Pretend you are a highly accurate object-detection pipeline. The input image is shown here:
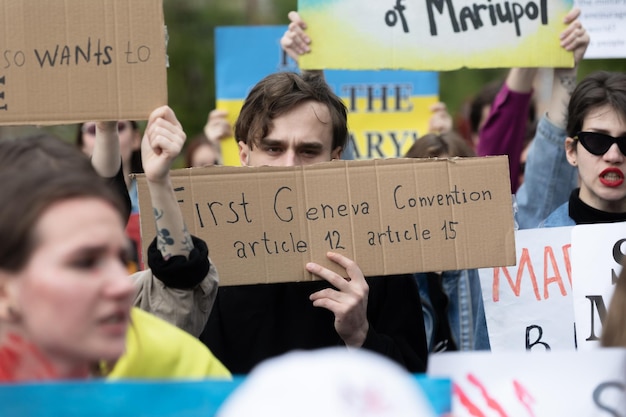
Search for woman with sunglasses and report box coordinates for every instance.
[534,71,626,227]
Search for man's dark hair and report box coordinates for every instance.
[235,72,348,151]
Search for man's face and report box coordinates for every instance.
[238,100,342,167]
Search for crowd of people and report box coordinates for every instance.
[1,5,625,415]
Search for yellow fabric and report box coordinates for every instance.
[107,308,231,379]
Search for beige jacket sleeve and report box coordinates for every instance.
[130,260,219,337]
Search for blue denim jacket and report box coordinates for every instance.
[541,201,574,227]
[415,269,490,351]
[515,115,578,229]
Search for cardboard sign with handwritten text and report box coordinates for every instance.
[0,0,167,125]
[298,0,574,70]
[137,157,515,286]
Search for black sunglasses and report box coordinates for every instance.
[81,121,131,136]
[575,131,626,156]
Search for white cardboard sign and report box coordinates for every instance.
[572,222,626,350]
[479,227,576,351]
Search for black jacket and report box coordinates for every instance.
[201,274,428,374]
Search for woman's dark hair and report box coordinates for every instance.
[404,132,476,159]
[0,134,125,271]
[235,72,348,152]
[566,71,626,138]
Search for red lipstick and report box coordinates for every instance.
[599,167,624,187]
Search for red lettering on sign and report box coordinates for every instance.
[493,244,572,302]
[543,246,568,299]
[493,248,540,301]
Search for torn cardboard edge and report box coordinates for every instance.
[136,156,516,286]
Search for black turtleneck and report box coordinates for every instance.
[568,189,626,225]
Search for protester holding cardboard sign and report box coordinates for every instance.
[0,130,229,381]
[201,71,429,374]
[282,11,489,354]
[279,11,509,355]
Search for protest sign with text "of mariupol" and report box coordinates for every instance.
[0,0,167,125]
[298,0,574,70]
[137,157,515,286]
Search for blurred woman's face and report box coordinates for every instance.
[566,104,626,213]
[81,121,140,165]
[191,143,220,167]
[2,197,135,374]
